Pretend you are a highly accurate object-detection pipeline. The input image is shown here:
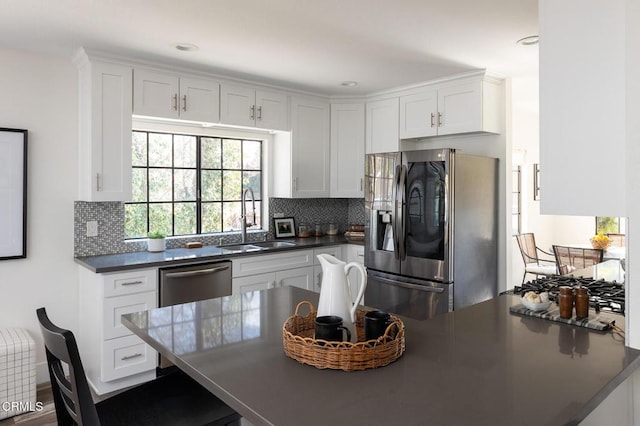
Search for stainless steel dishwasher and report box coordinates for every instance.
[158,260,232,368]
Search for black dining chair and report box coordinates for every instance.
[36,307,241,426]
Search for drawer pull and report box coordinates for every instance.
[164,265,229,279]
[121,280,143,286]
[121,353,143,361]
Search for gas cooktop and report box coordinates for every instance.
[509,275,625,315]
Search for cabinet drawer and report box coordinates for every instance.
[103,292,157,340]
[103,268,157,297]
[232,250,313,277]
[313,246,343,262]
[101,334,157,382]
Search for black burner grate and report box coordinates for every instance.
[512,276,625,315]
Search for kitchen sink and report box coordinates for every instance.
[219,240,296,253]
[252,241,296,249]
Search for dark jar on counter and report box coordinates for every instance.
[575,286,589,319]
[558,286,574,319]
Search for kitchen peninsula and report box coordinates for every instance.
[122,287,640,426]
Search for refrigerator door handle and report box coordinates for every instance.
[397,164,407,261]
[393,164,402,260]
[370,274,445,293]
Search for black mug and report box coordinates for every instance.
[365,310,392,341]
[315,315,351,342]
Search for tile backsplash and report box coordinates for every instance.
[74,198,364,257]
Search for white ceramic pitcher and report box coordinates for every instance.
[316,254,367,342]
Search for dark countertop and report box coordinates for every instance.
[122,288,640,426]
[75,235,361,273]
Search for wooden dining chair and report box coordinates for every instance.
[36,307,241,426]
[515,233,559,283]
[552,245,604,275]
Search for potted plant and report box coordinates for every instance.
[147,231,166,252]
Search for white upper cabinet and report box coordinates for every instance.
[539,0,626,216]
[273,96,330,198]
[220,84,288,130]
[399,76,502,140]
[365,97,400,154]
[133,68,220,123]
[330,103,365,197]
[75,51,132,201]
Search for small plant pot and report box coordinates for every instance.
[147,238,166,252]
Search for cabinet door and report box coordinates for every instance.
[399,90,438,139]
[103,291,157,340]
[179,77,220,123]
[255,90,288,130]
[290,97,330,197]
[437,81,482,136]
[79,59,133,201]
[330,103,365,198]
[101,334,157,382]
[276,266,314,290]
[366,98,399,154]
[133,69,180,119]
[220,84,256,127]
[232,273,276,295]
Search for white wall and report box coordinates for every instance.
[510,76,597,287]
[0,47,78,382]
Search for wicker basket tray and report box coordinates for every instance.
[282,301,405,371]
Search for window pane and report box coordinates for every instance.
[243,171,261,199]
[149,168,172,202]
[223,201,241,231]
[174,135,196,168]
[132,168,147,202]
[149,203,172,236]
[202,203,221,233]
[201,137,221,169]
[243,140,261,169]
[149,133,172,167]
[201,170,222,201]
[132,132,147,166]
[174,169,196,201]
[125,204,148,238]
[175,202,196,235]
[222,139,241,169]
[223,170,242,201]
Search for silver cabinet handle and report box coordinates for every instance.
[96,173,100,191]
[250,105,255,120]
[121,280,143,286]
[430,112,435,127]
[257,105,262,120]
[360,178,363,191]
[182,94,187,112]
[164,265,230,278]
[437,112,443,127]
[173,94,178,111]
[121,353,143,361]
[293,177,297,191]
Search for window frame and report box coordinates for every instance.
[125,129,264,239]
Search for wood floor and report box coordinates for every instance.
[0,384,56,426]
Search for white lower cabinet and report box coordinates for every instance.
[346,244,366,304]
[78,267,158,395]
[276,267,314,290]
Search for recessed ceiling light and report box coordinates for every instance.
[175,43,199,52]
[341,81,358,87]
[516,35,539,46]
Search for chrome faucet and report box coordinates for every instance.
[241,187,256,243]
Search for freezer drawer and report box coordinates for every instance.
[365,271,452,320]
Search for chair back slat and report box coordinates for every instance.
[516,233,541,264]
[37,308,101,426]
[552,245,603,275]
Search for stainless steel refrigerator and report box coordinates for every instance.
[364,148,498,320]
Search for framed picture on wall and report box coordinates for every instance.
[274,217,296,238]
[0,128,28,260]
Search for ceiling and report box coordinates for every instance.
[0,0,539,95]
